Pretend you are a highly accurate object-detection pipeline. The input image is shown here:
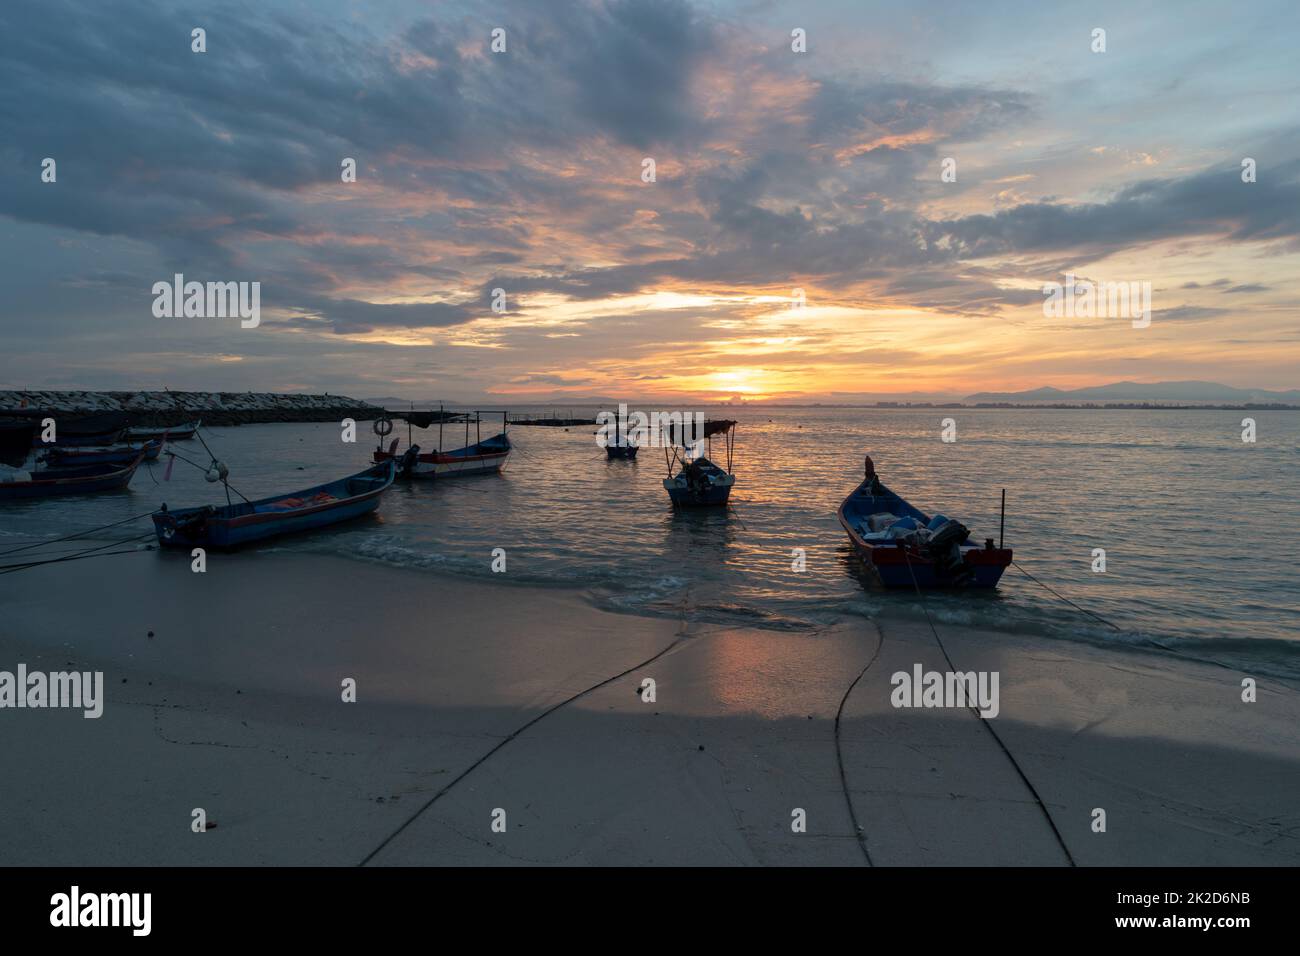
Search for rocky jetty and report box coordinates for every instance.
[0,390,384,427]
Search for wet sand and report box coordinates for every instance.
[1,548,1296,866]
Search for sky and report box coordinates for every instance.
[1,0,1297,403]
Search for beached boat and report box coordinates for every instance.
[838,456,1012,589]
[372,409,511,478]
[662,419,736,507]
[42,439,162,467]
[151,460,396,549]
[125,419,200,441]
[0,453,146,500]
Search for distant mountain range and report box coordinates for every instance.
[964,381,1300,405]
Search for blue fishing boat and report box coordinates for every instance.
[42,439,162,467]
[0,453,146,500]
[661,419,736,507]
[838,456,1011,589]
[152,460,396,549]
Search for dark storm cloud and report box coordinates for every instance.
[283,294,477,334]
[928,161,1300,257]
[2,0,1295,347]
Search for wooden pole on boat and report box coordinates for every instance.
[438,405,444,453]
[1000,488,1006,549]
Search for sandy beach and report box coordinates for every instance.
[1,546,1296,867]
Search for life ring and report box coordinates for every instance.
[373,416,393,437]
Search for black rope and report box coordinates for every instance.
[1012,560,1123,632]
[834,621,883,866]
[900,547,1077,866]
[0,510,155,557]
[164,448,252,504]
[0,532,153,574]
[359,632,691,867]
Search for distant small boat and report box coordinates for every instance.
[371,409,511,478]
[604,404,639,459]
[661,419,736,507]
[838,456,1011,589]
[42,439,162,467]
[152,460,396,549]
[126,419,200,441]
[0,453,146,500]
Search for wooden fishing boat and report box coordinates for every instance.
[662,419,736,507]
[125,419,200,441]
[20,411,133,447]
[0,453,145,500]
[838,456,1011,589]
[0,418,37,467]
[42,439,162,467]
[151,460,396,549]
[371,409,511,478]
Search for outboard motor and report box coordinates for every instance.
[924,519,972,582]
[397,443,421,478]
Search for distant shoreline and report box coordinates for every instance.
[749,402,1300,411]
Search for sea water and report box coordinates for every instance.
[3,407,1296,677]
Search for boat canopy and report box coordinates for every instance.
[661,418,736,447]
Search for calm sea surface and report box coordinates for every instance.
[4,407,1298,677]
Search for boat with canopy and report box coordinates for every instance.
[661,419,736,507]
[372,408,511,478]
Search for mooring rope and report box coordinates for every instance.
[1012,560,1123,632]
[0,532,154,575]
[0,510,155,558]
[358,632,693,867]
[900,547,1077,866]
[833,620,884,866]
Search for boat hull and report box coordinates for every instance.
[152,461,395,549]
[606,445,639,460]
[0,420,37,467]
[0,456,144,499]
[373,433,510,479]
[44,440,161,467]
[837,474,1011,589]
[126,420,199,441]
[664,471,734,507]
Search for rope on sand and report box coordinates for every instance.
[833,620,884,866]
[901,548,1077,867]
[358,631,693,867]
